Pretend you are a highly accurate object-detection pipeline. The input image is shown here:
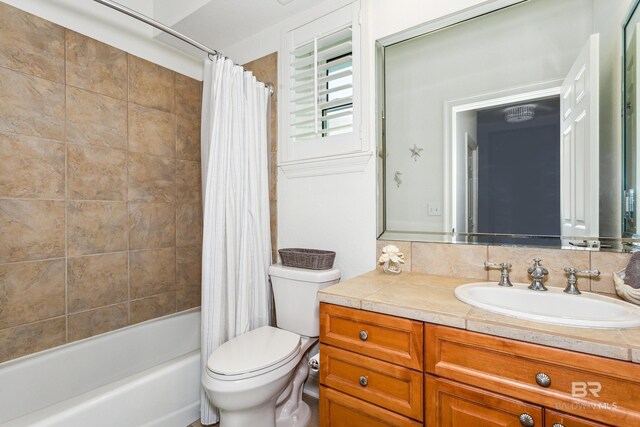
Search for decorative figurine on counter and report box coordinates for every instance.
[378,244,405,274]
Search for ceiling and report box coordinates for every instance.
[155,0,324,56]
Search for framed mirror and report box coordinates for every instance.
[377,0,640,251]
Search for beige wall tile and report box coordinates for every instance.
[67,144,127,201]
[67,201,128,256]
[65,30,127,99]
[67,253,128,313]
[130,248,176,299]
[412,242,487,280]
[176,246,201,311]
[176,114,201,161]
[0,317,65,363]
[176,160,201,202]
[176,74,202,119]
[376,240,412,273]
[487,246,590,288]
[66,86,127,149]
[128,54,175,113]
[0,260,65,328]
[177,288,201,311]
[128,103,176,157]
[177,246,201,289]
[0,67,64,140]
[591,251,632,294]
[177,203,203,247]
[0,3,65,82]
[67,303,128,342]
[0,132,65,199]
[129,202,175,250]
[128,153,175,202]
[0,199,64,263]
[130,292,177,324]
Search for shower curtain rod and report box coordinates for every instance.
[92,0,274,95]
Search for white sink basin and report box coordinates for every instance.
[455,282,640,329]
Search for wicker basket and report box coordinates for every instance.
[279,248,336,270]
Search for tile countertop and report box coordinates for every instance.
[317,270,640,364]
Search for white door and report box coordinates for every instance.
[466,133,478,233]
[560,34,599,238]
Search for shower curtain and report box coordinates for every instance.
[200,56,272,425]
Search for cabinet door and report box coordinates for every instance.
[320,386,422,427]
[544,409,608,427]
[320,303,423,370]
[320,344,423,420]
[426,375,543,427]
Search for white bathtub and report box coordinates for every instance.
[0,308,201,427]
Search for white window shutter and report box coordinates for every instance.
[280,2,365,167]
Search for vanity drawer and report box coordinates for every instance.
[320,344,423,421]
[544,409,609,427]
[319,303,423,370]
[320,386,422,427]
[426,375,543,427]
[425,325,640,426]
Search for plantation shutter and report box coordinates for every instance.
[290,26,353,142]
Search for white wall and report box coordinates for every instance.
[2,0,203,79]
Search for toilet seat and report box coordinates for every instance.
[206,326,301,381]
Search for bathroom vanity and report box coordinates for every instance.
[317,271,640,426]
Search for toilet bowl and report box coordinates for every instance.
[202,264,340,427]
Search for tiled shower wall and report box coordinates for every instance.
[377,240,632,295]
[0,3,203,363]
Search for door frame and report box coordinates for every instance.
[444,83,562,234]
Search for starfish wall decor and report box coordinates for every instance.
[409,144,423,161]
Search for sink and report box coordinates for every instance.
[455,282,640,329]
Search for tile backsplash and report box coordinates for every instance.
[377,240,631,295]
[0,3,202,363]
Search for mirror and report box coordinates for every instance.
[378,0,638,250]
[624,0,640,239]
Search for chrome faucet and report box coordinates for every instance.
[527,258,548,291]
[563,267,600,295]
[484,262,513,287]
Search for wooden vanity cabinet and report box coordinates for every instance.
[319,303,639,427]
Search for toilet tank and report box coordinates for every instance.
[269,264,340,337]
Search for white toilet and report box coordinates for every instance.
[202,264,340,427]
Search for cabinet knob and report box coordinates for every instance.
[359,375,368,387]
[359,330,368,341]
[535,372,551,388]
[519,413,535,427]
[551,424,565,427]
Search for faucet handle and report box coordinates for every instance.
[563,268,600,295]
[484,262,513,287]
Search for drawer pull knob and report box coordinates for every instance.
[519,413,535,427]
[359,376,368,387]
[359,330,368,341]
[551,424,565,427]
[535,372,551,387]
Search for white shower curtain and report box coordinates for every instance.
[200,56,272,425]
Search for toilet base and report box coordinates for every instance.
[276,400,310,427]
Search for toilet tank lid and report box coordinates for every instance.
[207,326,300,376]
[269,264,340,282]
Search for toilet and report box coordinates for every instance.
[202,264,340,427]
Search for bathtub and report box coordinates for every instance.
[0,308,201,427]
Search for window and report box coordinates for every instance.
[280,2,366,170]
